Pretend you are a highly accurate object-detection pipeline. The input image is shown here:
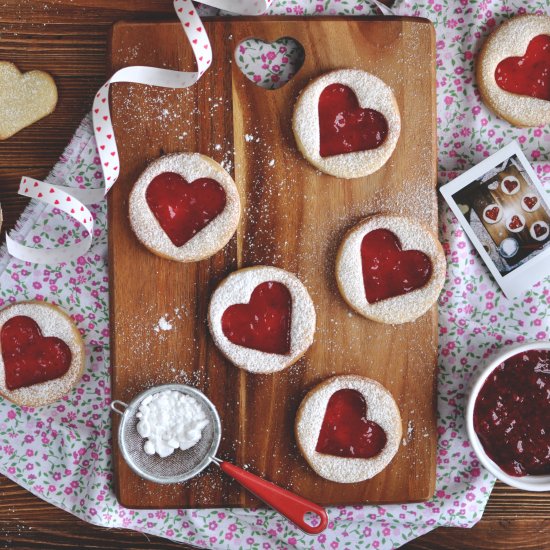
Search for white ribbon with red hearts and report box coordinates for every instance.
[7,0,273,264]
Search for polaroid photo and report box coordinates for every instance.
[440,141,550,298]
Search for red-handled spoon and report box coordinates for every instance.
[215,459,329,534]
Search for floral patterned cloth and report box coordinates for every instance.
[1,1,549,548]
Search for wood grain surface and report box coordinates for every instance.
[109,17,438,509]
[0,1,549,548]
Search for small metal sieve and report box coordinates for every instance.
[111,383,328,534]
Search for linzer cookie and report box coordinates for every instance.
[336,214,446,324]
[292,69,401,178]
[129,153,241,262]
[477,15,550,127]
[295,375,402,483]
[0,301,85,407]
[208,266,316,373]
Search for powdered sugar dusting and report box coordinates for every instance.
[208,266,316,373]
[295,375,402,483]
[292,69,401,178]
[0,301,85,407]
[336,215,446,324]
[129,153,241,262]
[477,15,550,127]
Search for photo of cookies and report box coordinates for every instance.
[449,151,550,275]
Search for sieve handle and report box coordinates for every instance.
[110,400,128,416]
[219,461,328,534]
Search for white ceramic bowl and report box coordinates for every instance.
[466,341,550,492]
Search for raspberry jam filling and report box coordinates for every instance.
[508,215,523,230]
[318,84,388,158]
[316,389,387,459]
[485,206,500,221]
[1,316,72,390]
[145,172,226,247]
[221,281,292,355]
[495,34,550,101]
[503,178,519,193]
[361,229,433,304]
[534,223,548,238]
[523,196,538,210]
[473,349,550,477]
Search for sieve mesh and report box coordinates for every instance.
[116,384,222,484]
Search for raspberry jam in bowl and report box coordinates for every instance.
[466,342,550,491]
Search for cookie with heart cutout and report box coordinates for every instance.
[0,62,58,140]
[208,266,316,374]
[336,214,446,325]
[295,375,402,483]
[129,153,241,262]
[292,69,401,178]
[0,301,85,407]
[477,15,550,127]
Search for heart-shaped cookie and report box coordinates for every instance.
[146,172,226,247]
[1,316,71,390]
[208,266,316,373]
[0,62,58,140]
[495,34,550,101]
[295,375,402,483]
[221,281,292,355]
[522,195,539,212]
[316,388,387,459]
[361,229,433,304]
[507,214,525,232]
[531,221,549,240]
[235,37,304,90]
[483,204,502,224]
[318,84,388,158]
[502,176,520,194]
[129,153,241,262]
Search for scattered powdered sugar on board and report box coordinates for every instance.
[0,302,84,406]
[295,375,402,483]
[154,315,173,333]
[208,266,316,374]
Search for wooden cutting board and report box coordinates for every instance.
[109,16,438,509]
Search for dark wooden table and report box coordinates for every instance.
[0,1,549,548]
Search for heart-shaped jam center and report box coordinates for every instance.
[221,281,291,354]
[509,215,523,230]
[316,388,387,459]
[145,172,226,247]
[524,196,538,210]
[503,178,519,193]
[495,35,550,101]
[1,316,72,390]
[534,223,548,238]
[486,206,500,221]
[361,229,433,304]
[318,84,388,158]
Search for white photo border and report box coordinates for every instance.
[440,141,550,298]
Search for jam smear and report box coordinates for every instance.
[361,229,433,304]
[503,178,519,193]
[485,206,500,221]
[495,35,550,101]
[145,172,226,247]
[221,281,292,355]
[523,196,538,210]
[508,215,523,230]
[473,349,550,476]
[1,316,72,390]
[534,223,548,238]
[316,389,387,459]
[318,84,388,158]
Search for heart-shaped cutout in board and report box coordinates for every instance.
[235,37,305,90]
[0,62,58,140]
[221,281,292,354]
[145,172,227,247]
[495,35,550,101]
[316,388,387,459]
[361,228,433,304]
[1,316,72,390]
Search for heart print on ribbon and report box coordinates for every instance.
[7,0,273,265]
